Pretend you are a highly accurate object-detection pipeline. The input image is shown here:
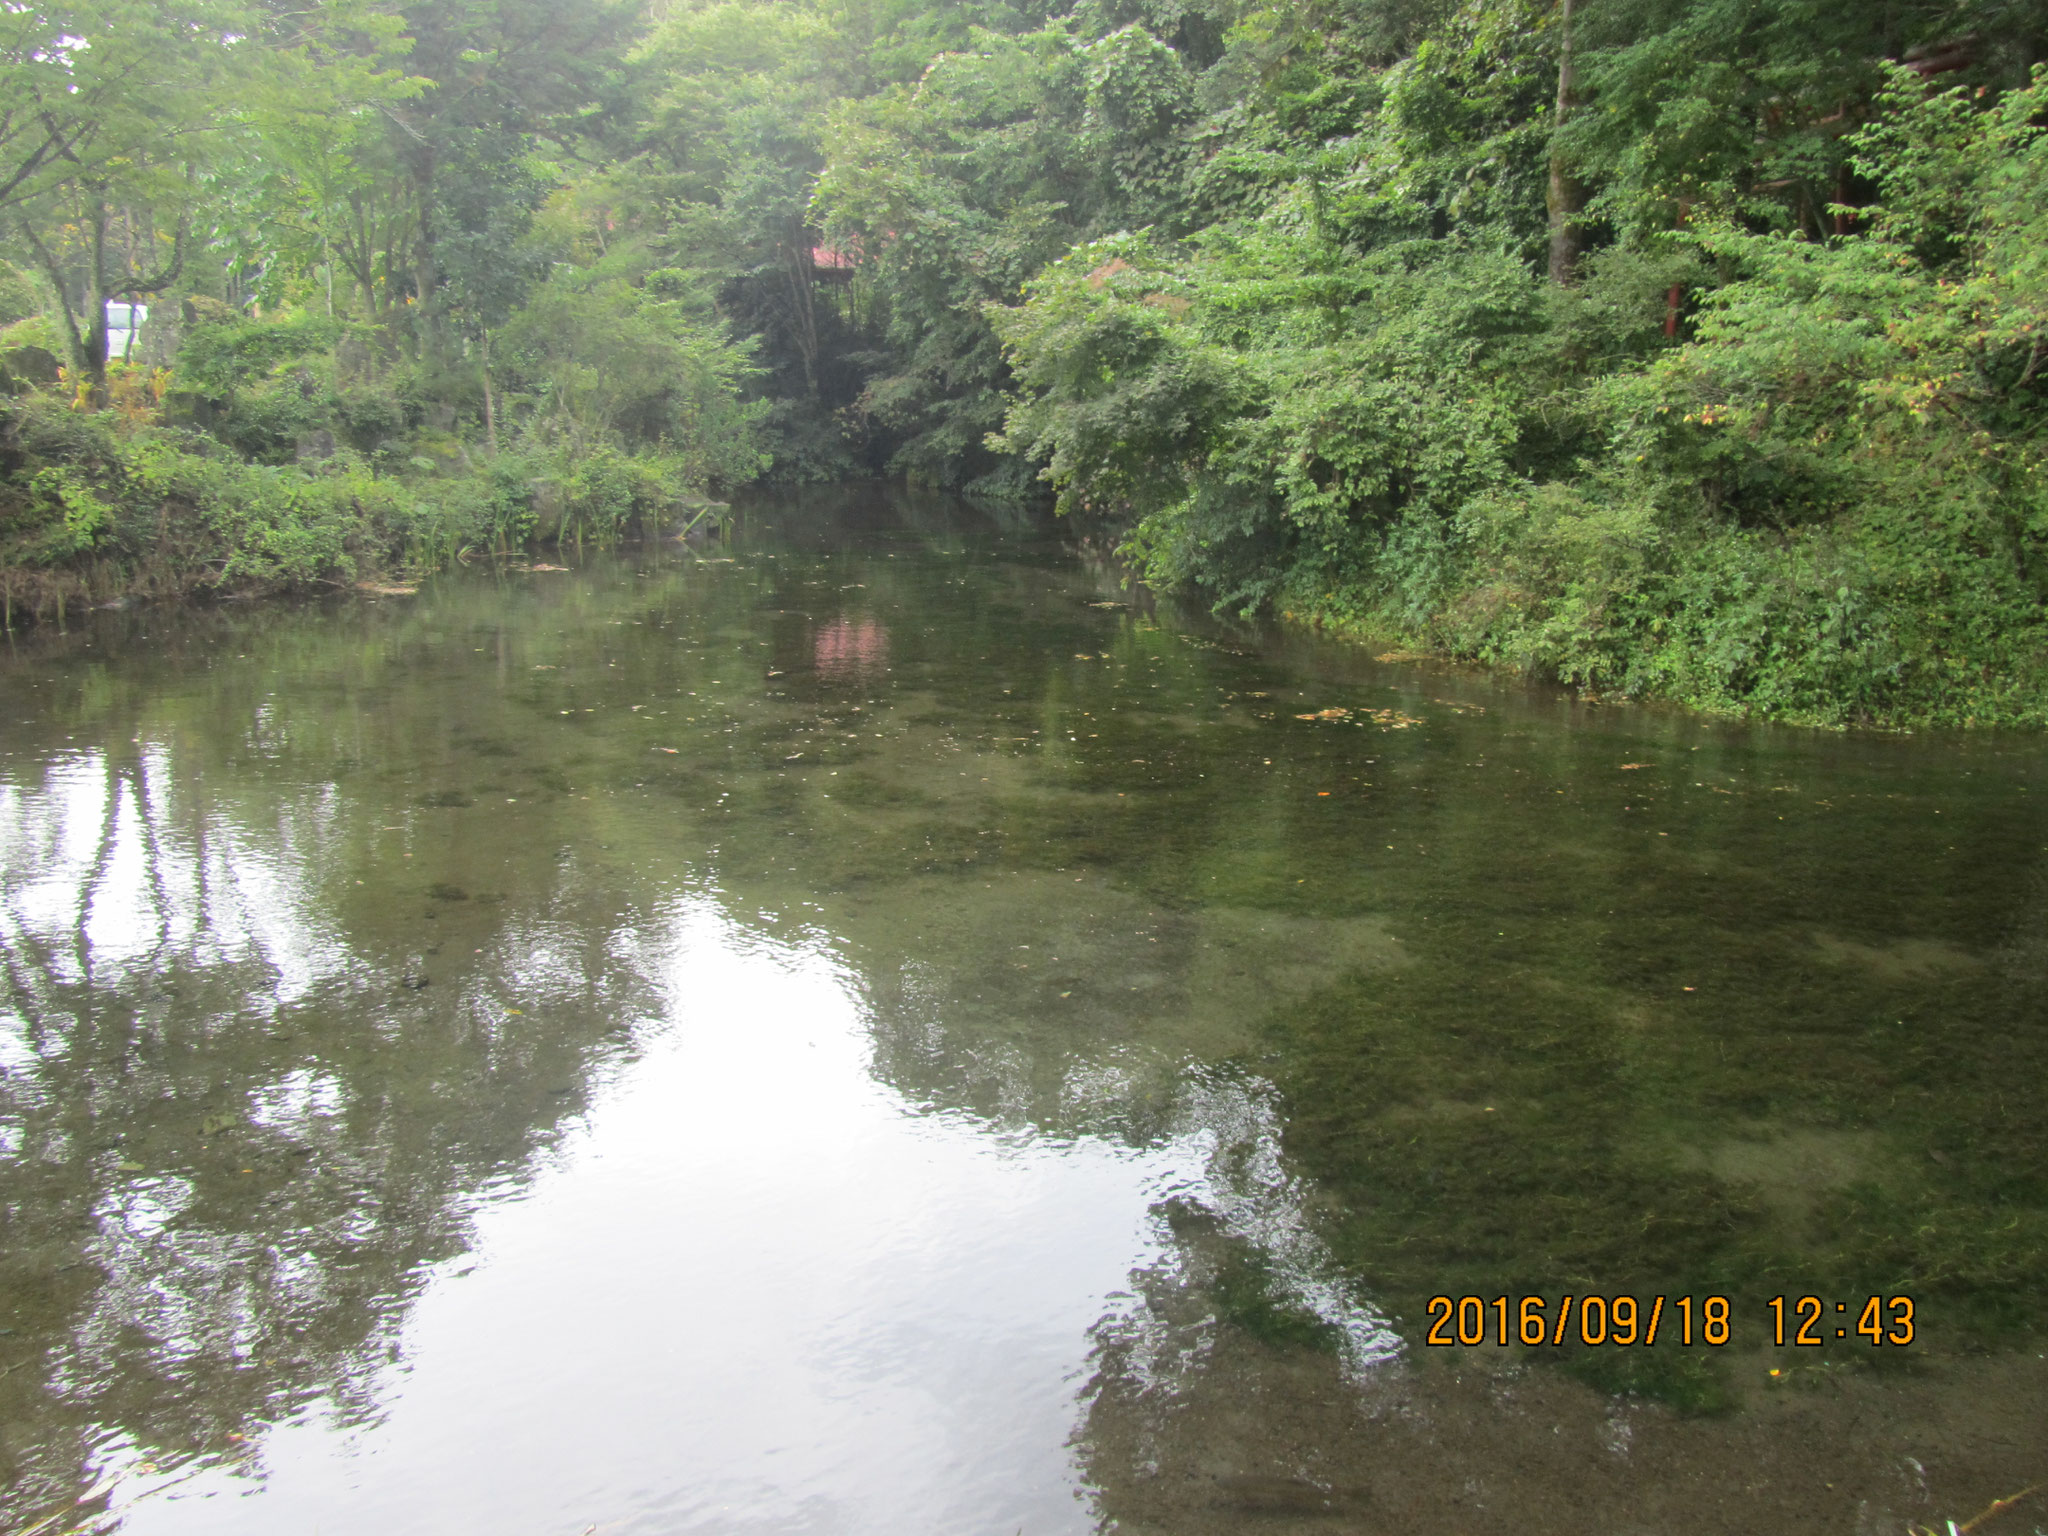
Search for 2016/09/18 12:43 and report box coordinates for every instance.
[1421,1294,1918,1348]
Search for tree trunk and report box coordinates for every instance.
[1546,0,1584,286]
[21,202,109,404]
[21,191,185,408]
[785,221,819,398]
[346,192,382,318]
[407,143,441,366]
[82,194,111,402]
[480,330,498,454]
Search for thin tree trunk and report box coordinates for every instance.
[1546,0,1584,286]
[20,217,86,377]
[408,146,440,366]
[20,202,110,402]
[24,193,186,405]
[480,329,498,454]
[83,193,112,402]
[347,192,380,317]
[1663,197,1692,338]
[786,220,819,397]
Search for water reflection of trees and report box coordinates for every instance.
[0,529,1000,1524]
[0,521,1388,1528]
[4,500,2044,1533]
[0,723,661,1527]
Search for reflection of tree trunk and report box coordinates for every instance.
[129,750,177,962]
[0,910,56,1051]
[75,757,128,992]
[1546,0,1583,287]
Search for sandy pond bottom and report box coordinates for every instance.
[0,486,2043,1534]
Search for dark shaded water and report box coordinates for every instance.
[1,486,2043,1535]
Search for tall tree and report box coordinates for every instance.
[0,2,243,396]
[2,0,415,397]
[376,0,636,381]
[1546,0,1582,283]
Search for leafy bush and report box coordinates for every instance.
[993,67,2048,725]
[494,253,772,488]
[175,312,345,398]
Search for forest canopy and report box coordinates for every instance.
[0,0,2044,724]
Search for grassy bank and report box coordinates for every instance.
[0,303,763,625]
[0,387,730,624]
[1284,491,2048,731]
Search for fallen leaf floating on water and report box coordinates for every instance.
[1294,707,1424,728]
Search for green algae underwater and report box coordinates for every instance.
[0,484,2043,1535]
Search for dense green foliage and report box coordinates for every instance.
[1,0,2044,720]
[980,10,2048,726]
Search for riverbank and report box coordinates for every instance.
[12,435,2045,735]
[0,387,735,627]
[1282,532,2048,732]
[7,365,2041,731]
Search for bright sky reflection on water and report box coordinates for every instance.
[128,898,1206,1536]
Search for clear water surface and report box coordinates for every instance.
[1,486,2043,1535]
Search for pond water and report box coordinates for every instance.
[1,485,2044,1535]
